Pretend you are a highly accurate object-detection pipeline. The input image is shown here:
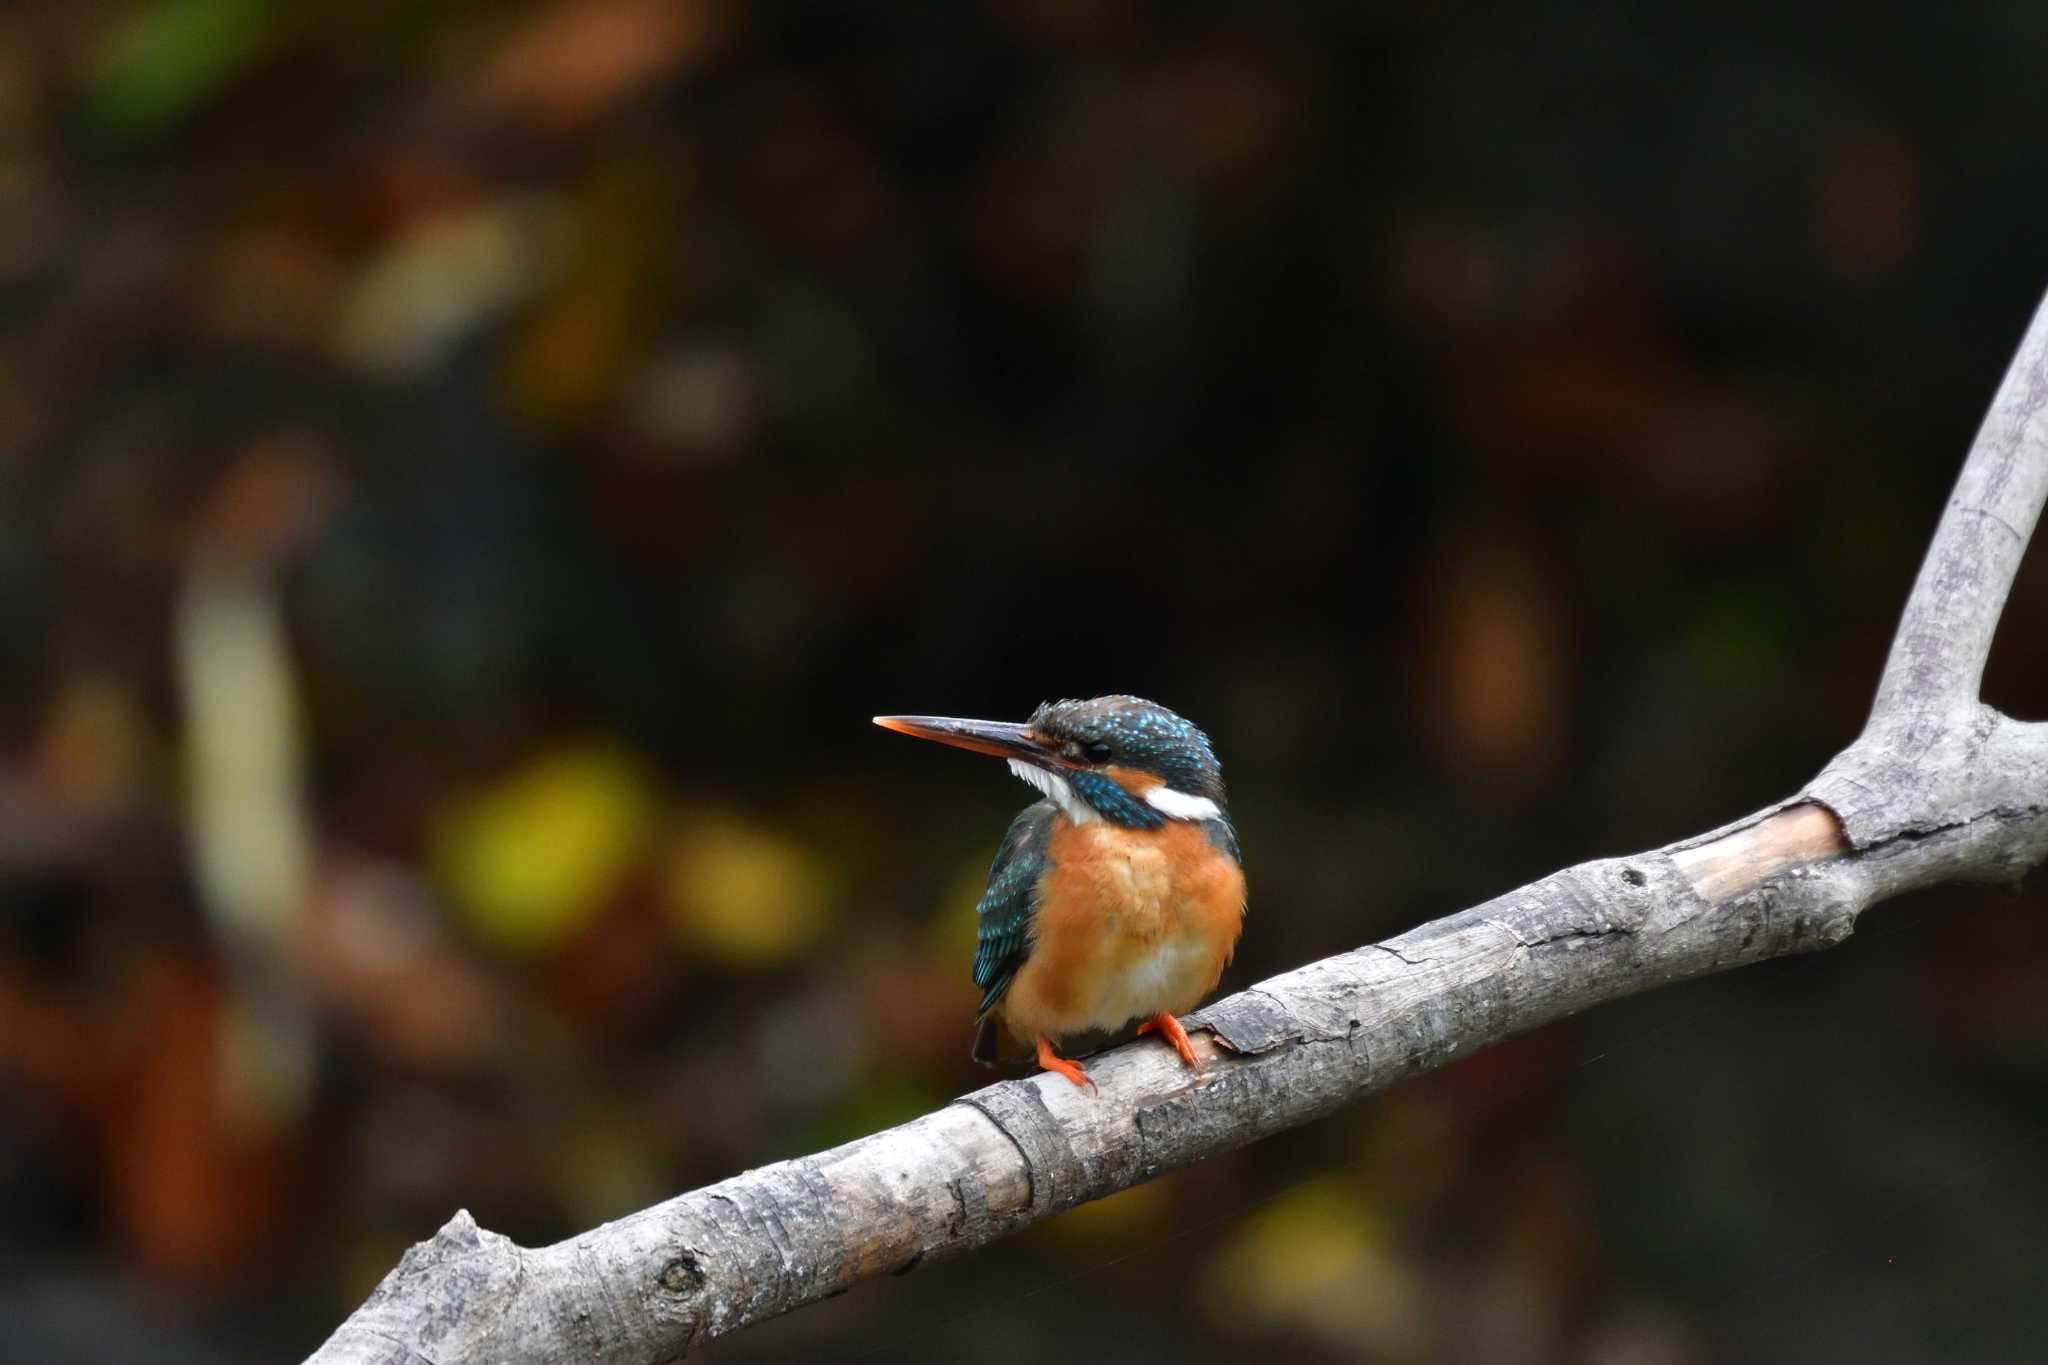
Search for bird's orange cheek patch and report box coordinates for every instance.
[1101,764,1162,799]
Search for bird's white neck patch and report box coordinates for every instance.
[1007,759,1097,823]
[1144,785,1222,821]
[1007,760,1221,824]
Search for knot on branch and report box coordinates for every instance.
[432,1208,485,1253]
[659,1253,703,1295]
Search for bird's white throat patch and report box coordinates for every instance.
[1007,759,1096,823]
[1006,760,1220,823]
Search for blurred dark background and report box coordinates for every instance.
[3,1,2047,1361]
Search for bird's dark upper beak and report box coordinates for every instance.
[872,714,1072,768]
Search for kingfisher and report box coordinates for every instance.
[874,696,1245,1091]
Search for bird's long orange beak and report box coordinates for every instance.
[872,714,1073,767]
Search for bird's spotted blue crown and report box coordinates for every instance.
[1029,695,1225,803]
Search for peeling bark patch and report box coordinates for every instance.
[1192,977,1361,1056]
[958,1083,1087,1215]
[1201,1024,1244,1054]
[1532,924,1635,950]
[1192,989,1318,1055]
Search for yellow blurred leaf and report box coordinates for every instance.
[336,197,560,377]
[437,744,657,954]
[1202,1175,1424,1353]
[662,807,831,968]
[1034,1174,1171,1248]
[506,272,650,425]
[505,156,680,426]
[36,670,151,818]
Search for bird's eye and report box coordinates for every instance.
[1081,740,1113,764]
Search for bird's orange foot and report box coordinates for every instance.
[1035,1034,1095,1092]
[1138,1013,1205,1074]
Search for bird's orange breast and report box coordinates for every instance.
[997,817,1245,1041]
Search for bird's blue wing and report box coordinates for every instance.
[1202,814,1242,867]
[973,800,1056,1016]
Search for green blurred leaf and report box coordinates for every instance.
[760,289,878,449]
[83,0,289,140]
[1686,589,1791,695]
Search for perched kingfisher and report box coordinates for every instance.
[875,696,1245,1091]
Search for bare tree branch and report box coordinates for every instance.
[309,290,2048,1365]
[1806,291,2048,854]
[1871,290,2048,718]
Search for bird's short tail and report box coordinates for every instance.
[971,1016,1002,1066]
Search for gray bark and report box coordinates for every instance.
[309,291,2048,1365]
